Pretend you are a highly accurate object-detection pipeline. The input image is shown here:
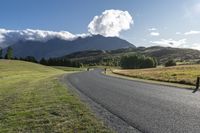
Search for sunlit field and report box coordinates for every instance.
[113,65,200,86]
[52,66,86,71]
[0,60,111,132]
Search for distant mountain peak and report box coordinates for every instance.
[5,35,135,59]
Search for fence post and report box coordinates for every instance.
[193,77,200,93]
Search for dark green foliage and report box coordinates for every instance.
[196,60,200,64]
[21,56,38,63]
[141,57,155,68]
[0,47,2,59]
[120,54,157,69]
[10,56,80,67]
[13,57,18,60]
[40,58,48,65]
[153,57,158,66]
[165,59,176,67]
[39,58,80,67]
[5,47,13,59]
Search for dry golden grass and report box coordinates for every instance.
[113,65,200,85]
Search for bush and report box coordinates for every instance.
[165,60,176,67]
[22,56,37,63]
[120,54,157,69]
[196,60,200,64]
[39,58,81,67]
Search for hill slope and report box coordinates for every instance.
[60,46,200,65]
[140,46,200,63]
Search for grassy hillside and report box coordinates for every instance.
[52,66,86,71]
[0,60,111,132]
[142,46,200,63]
[60,46,200,66]
[113,65,200,86]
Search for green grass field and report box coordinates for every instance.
[52,66,86,71]
[0,60,111,132]
[113,65,200,86]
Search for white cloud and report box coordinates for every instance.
[148,28,157,31]
[0,9,134,48]
[150,32,160,36]
[88,9,133,37]
[150,38,187,47]
[150,39,200,50]
[0,29,6,42]
[0,29,89,48]
[184,30,200,35]
[148,28,160,36]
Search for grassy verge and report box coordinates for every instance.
[108,65,200,89]
[0,60,111,132]
[107,70,194,89]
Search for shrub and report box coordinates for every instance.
[165,59,176,67]
[120,54,157,69]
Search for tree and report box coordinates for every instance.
[120,54,157,69]
[152,57,158,67]
[5,47,13,59]
[141,57,155,68]
[24,56,37,63]
[39,58,48,65]
[165,59,176,67]
[0,47,2,59]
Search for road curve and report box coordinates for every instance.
[65,69,200,133]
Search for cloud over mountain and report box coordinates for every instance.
[88,9,133,37]
[0,29,90,48]
[150,38,187,48]
[0,9,133,48]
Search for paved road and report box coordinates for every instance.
[66,69,200,133]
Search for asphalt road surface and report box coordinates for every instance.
[66,69,200,133]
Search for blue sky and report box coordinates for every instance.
[0,0,200,49]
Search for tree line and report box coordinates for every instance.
[39,58,81,67]
[0,46,81,67]
[0,47,162,69]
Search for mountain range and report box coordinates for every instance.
[2,34,200,64]
[4,35,135,59]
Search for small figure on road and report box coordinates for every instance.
[104,68,107,74]
[87,68,89,71]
